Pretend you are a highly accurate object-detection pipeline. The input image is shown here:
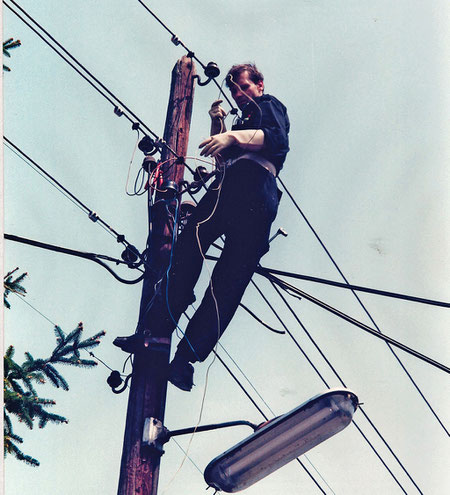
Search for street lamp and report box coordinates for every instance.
[204,388,358,493]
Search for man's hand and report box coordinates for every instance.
[209,99,227,121]
[199,132,236,157]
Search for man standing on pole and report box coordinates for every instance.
[117,63,290,391]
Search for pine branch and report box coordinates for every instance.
[3,38,21,72]
[4,306,105,466]
[4,269,27,309]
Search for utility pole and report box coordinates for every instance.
[117,56,196,495]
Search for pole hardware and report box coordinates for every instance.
[138,135,159,156]
[268,227,288,244]
[107,371,132,395]
[121,244,141,266]
[194,61,221,86]
[142,418,168,457]
[113,334,171,355]
[142,155,158,174]
[141,418,259,459]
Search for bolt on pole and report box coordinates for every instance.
[117,56,196,495]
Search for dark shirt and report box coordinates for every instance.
[223,94,290,174]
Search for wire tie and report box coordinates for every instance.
[132,122,140,131]
[114,106,124,117]
[88,211,99,222]
[187,51,195,58]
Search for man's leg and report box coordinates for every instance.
[174,164,279,364]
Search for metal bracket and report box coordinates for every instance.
[142,417,169,456]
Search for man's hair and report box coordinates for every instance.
[226,63,264,88]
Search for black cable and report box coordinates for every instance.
[238,302,285,334]
[4,234,145,285]
[270,280,423,494]
[277,176,449,436]
[4,0,178,159]
[257,266,450,308]
[266,272,450,375]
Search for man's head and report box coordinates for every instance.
[226,63,264,110]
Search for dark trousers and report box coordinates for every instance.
[145,160,280,362]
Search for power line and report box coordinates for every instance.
[5,1,440,487]
[256,265,450,308]
[265,272,450,374]
[4,234,145,285]
[135,0,238,113]
[277,177,450,434]
[3,0,178,159]
[4,137,136,252]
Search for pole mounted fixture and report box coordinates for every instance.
[204,389,359,493]
[195,61,221,86]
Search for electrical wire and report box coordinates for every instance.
[277,176,449,436]
[4,234,145,285]
[125,129,142,196]
[4,137,135,251]
[135,0,238,113]
[4,0,178,159]
[265,272,450,375]
[256,266,450,308]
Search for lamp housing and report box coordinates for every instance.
[204,388,358,493]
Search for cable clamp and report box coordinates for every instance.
[88,211,99,222]
[171,35,181,46]
[114,106,124,117]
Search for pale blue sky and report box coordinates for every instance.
[3,1,449,494]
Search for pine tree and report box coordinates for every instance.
[3,269,106,466]
[3,38,21,72]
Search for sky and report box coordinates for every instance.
[2,1,449,494]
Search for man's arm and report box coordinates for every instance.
[199,129,264,158]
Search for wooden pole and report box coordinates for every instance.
[117,56,196,495]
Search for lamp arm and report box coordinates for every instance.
[168,420,258,439]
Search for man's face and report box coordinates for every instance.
[229,70,264,110]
